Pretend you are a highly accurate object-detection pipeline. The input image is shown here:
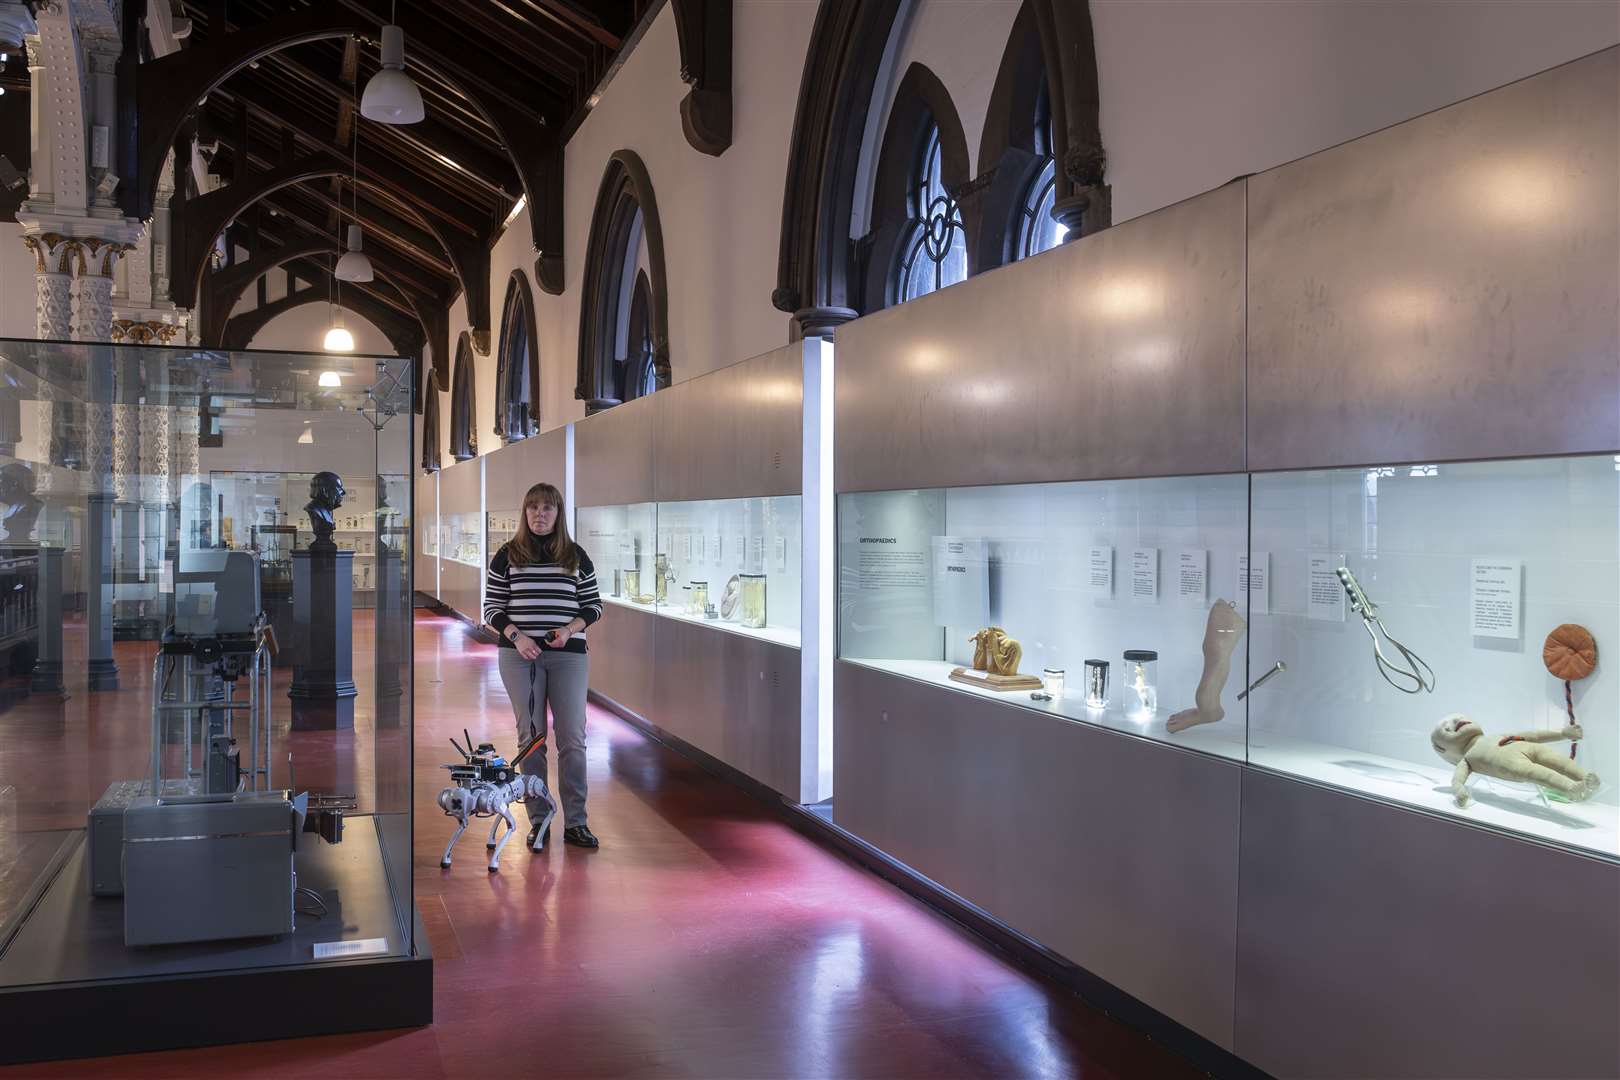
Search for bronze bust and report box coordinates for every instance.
[305,471,345,548]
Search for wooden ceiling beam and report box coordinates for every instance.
[209,89,491,237]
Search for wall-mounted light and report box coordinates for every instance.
[318,370,343,387]
[298,422,314,445]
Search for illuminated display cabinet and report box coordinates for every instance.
[0,339,425,1064]
[833,49,1617,1080]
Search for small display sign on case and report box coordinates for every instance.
[1239,552,1270,615]
[1470,558,1522,639]
[1308,552,1347,621]
[1177,549,1207,602]
[1131,548,1159,602]
[1088,546,1114,595]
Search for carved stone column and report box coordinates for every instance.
[22,234,74,340]
[72,240,127,342]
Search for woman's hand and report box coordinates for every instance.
[546,621,577,649]
[512,631,543,661]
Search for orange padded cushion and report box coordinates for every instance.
[1543,623,1597,681]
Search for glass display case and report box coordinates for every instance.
[655,496,801,646]
[839,456,1619,858]
[578,502,657,610]
[0,338,422,1061]
[579,498,802,646]
[839,475,1249,758]
[485,507,521,564]
[441,511,484,568]
[1248,454,1618,858]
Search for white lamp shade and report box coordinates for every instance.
[361,25,424,124]
[318,370,343,387]
[335,225,373,282]
[323,324,355,353]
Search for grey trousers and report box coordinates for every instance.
[496,647,590,828]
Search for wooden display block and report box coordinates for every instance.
[948,667,1045,692]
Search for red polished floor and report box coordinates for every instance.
[2,613,1202,1079]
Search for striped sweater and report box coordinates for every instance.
[484,543,603,654]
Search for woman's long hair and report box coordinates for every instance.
[507,482,580,574]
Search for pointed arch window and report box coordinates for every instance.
[1017,90,1066,259]
[856,63,972,314]
[494,270,539,442]
[619,270,659,401]
[577,151,670,413]
[448,332,477,461]
[896,124,968,302]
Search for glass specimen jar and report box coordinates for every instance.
[740,573,767,628]
[1123,650,1158,718]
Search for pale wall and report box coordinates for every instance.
[433,0,822,466]
[423,0,1619,467]
[247,301,394,356]
[0,222,38,340]
[1092,0,1620,223]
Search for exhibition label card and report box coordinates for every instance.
[1238,552,1270,615]
[735,535,746,568]
[1088,546,1114,594]
[696,533,706,561]
[775,536,788,570]
[1470,559,1521,639]
[1131,548,1159,601]
[1308,553,1347,621]
[681,533,692,561]
[712,533,722,562]
[1177,549,1208,602]
[752,535,765,568]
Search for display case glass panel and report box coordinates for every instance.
[0,339,416,994]
[1248,454,1618,858]
[485,506,521,568]
[441,511,483,568]
[655,496,802,647]
[839,476,1250,758]
[578,502,657,611]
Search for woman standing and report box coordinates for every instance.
[484,482,603,850]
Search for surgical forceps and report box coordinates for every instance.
[1336,566,1435,695]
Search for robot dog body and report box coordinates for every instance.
[438,730,554,872]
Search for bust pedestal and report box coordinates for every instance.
[288,543,357,730]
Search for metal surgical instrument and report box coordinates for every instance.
[1336,566,1435,695]
[1237,661,1286,701]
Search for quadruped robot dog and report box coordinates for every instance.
[437,728,555,871]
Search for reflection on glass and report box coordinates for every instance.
[0,338,416,995]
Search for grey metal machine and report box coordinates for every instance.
[84,548,302,945]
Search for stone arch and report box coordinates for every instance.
[575,150,669,413]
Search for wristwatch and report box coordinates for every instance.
[505,626,520,642]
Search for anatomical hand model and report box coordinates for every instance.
[1430,714,1600,807]
[1168,600,1247,734]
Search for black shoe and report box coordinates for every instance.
[563,824,599,849]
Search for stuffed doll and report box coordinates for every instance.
[1430,714,1600,807]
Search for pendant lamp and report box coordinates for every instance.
[323,309,355,353]
[337,79,374,281]
[335,223,373,282]
[361,20,424,124]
